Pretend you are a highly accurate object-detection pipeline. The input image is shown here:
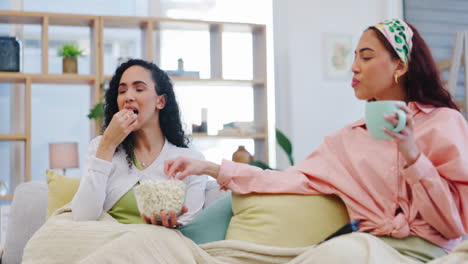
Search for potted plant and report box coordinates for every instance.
[250,129,294,170]
[87,102,104,120]
[57,43,83,74]
[87,83,107,135]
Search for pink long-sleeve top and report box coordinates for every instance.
[217,102,468,252]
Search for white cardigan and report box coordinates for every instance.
[71,136,207,225]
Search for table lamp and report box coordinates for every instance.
[49,142,79,175]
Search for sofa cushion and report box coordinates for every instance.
[178,193,232,244]
[46,170,80,217]
[226,194,349,248]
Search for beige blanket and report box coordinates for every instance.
[428,242,468,264]
[23,206,425,264]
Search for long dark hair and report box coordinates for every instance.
[368,24,459,111]
[104,59,188,168]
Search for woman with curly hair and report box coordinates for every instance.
[72,59,207,228]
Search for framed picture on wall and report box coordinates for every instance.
[322,33,353,80]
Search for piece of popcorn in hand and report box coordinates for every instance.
[133,180,186,218]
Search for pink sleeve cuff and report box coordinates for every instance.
[217,159,237,190]
[403,153,438,185]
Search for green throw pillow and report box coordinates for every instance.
[178,194,232,244]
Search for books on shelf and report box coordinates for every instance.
[217,121,256,136]
[166,70,200,78]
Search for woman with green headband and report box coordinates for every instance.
[164,19,468,262]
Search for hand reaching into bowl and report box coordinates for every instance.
[164,156,220,180]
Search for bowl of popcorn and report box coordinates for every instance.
[133,179,186,219]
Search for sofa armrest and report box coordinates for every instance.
[2,182,48,264]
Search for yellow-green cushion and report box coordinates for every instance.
[46,169,80,217]
[226,194,349,248]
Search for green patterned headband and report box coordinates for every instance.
[373,19,413,66]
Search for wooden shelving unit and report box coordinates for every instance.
[0,195,14,201]
[103,75,264,86]
[0,72,96,84]
[0,10,269,199]
[0,134,28,141]
[191,133,266,140]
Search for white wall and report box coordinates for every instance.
[273,0,402,168]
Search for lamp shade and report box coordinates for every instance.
[49,142,79,170]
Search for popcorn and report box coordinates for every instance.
[133,180,186,218]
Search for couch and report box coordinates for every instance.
[1,180,228,264]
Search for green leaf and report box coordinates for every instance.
[276,129,294,165]
[394,35,402,44]
[398,31,406,40]
[57,43,84,58]
[87,102,104,120]
[246,129,295,170]
[249,160,274,170]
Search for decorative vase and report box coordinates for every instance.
[63,57,77,74]
[192,108,208,133]
[177,58,184,71]
[0,37,21,72]
[232,146,253,164]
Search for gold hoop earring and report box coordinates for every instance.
[394,74,399,84]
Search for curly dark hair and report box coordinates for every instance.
[104,59,189,168]
[368,24,459,111]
